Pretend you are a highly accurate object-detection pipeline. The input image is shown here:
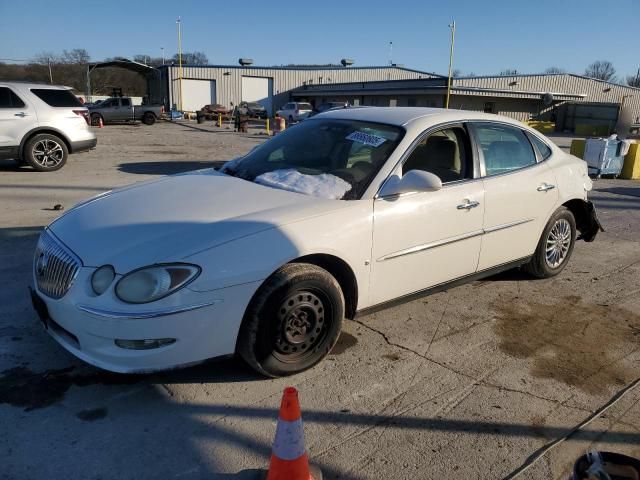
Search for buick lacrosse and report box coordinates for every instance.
[30,107,601,376]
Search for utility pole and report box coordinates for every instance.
[445,21,456,109]
[389,41,393,66]
[161,47,165,65]
[47,58,53,84]
[177,17,183,111]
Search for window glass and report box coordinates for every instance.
[121,98,131,106]
[402,127,471,183]
[527,132,552,160]
[475,124,537,176]
[30,89,82,107]
[483,102,495,113]
[0,87,26,108]
[221,119,404,200]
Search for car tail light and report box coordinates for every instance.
[73,109,90,125]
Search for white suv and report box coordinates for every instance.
[0,82,97,171]
[276,102,313,123]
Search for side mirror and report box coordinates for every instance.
[380,170,443,197]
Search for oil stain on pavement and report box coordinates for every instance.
[493,295,640,393]
[0,366,141,411]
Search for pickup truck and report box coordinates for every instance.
[88,97,163,125]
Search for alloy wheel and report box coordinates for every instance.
[545,218,572,268]
[32,139,64,168]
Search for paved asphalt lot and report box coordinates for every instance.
[1,121,639,479]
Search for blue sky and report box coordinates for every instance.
[1,0,638,79]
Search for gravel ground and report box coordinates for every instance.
[1,121,639,480]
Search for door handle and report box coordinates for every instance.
[14,112,28,117]
[457,199,480,210]
[537,183,556,192]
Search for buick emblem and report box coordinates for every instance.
[36,252,49,276]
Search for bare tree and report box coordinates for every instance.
[171,51,208,65]
[499,69,518,76]
[61,49,90,64]
[584,61,616,81]
[451,69,461,78]
[133,55,164,67]
[627,68,640,88]
[544,66,565,74]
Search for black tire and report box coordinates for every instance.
[23,134,68,172]
[524,207,576,278]
[237,263,344,377]
[142,112,156,125]
[90,113,103,126]
[288,115,294,124]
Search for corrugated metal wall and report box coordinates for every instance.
[164,66,431,113]
[454,74,640,121]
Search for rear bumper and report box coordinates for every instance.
[70,138,97,153]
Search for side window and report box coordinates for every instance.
[475,124,537,176]
[527,132,552,160]
[0,87,26,108]
[402,126,472,183]
[121,98,131,107]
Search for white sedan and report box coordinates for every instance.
[30,107,602,376]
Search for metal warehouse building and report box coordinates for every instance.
[291,73,640,134]
[149,64,435,115]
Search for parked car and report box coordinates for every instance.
[201,103,231,120]
[30,107,601,376]
[0,82,96,171]
[277,102,313,123]
[237,101,267,119]
[87,97,163,125]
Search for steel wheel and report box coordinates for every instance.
[32,139,65,168]
[545,218,572,268]
[273,290,330,363]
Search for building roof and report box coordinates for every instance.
[158,64,438,75]
[88,59,158,74]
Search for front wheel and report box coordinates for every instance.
[90,113,103,126]
[524,207,576,278]
[237,263,344,377]
[24,134,68,172]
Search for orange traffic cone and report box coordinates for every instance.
[267,387,321,480]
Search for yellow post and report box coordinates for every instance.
[445,20,456,109]
[177,17,183,111]
[266,117,270,136]
[217,113,222,127]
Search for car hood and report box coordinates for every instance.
[49,169,347,272]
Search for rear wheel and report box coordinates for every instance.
[237,263,344,377]
[524,207,576,278]
[24,134,68,172]
[142,112,156,125]
[90,113,103,126]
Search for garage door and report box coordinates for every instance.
[241,76,273,114]
[181,79,216,112]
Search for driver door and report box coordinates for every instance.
[369,124,484,306]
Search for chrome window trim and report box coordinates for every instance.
[374,121,480,199]
[484,218,534,234]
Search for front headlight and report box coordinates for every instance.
[115,264,200,304]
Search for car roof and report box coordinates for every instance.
[317,106,522,128]
[0,81,73,90]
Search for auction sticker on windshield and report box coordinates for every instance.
[346,131,387,147]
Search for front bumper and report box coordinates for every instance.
[30,269,262,373]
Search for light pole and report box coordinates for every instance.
[161,47,165,65]
[47,57,53,84]
[445,21,456,109]
[176,17,183,111]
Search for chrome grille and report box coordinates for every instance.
[34,230,82,299]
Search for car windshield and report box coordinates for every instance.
[221,118,404,200]
[298,103,312,110]
[248,102,263,108]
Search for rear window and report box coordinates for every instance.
[30,89,83,107]
[0,87,26,108]
[298,103,312,110]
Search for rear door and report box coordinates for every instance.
[471,122,558,270]
[0,86,35,159]
[101,98,119,122]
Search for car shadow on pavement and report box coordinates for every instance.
[0,160,29,172]
[118,160,225,175]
